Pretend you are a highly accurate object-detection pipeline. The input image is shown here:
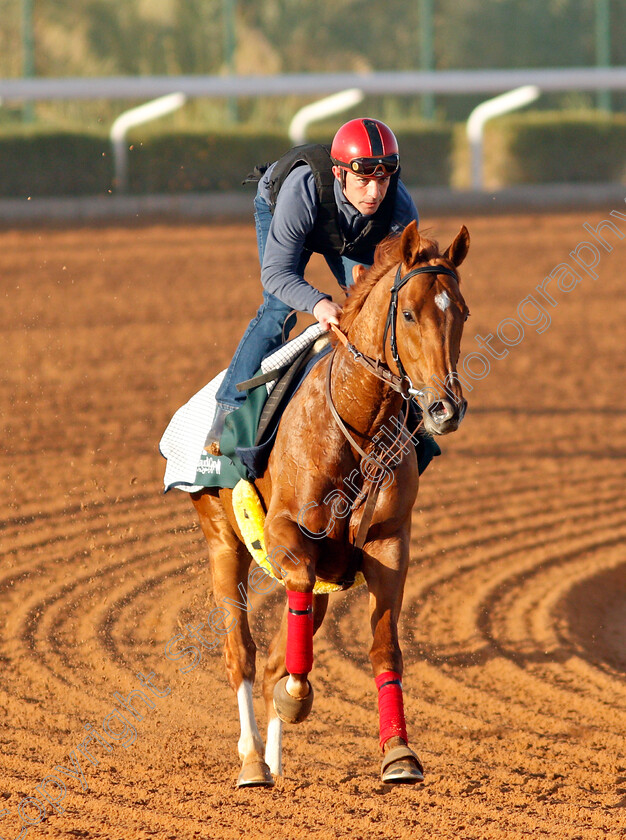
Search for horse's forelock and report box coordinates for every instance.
[339,230,441,333]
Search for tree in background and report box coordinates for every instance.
[0,0,623,123]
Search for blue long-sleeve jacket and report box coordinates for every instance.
[256,163,419,314]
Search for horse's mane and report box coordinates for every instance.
[340,230,441,333]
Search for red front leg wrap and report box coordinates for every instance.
[375,670,408,748]
[285,591,314,675]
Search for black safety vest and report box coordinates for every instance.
[258,144,399,261]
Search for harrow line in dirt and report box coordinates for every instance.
[413,462,626,518]
[405,508,626,614]
[5,538,201,695]
[414,473,625,534]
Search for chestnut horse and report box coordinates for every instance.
[191,220,470,787]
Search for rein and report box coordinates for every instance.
[325,348,414,552]
[329,322,412,398]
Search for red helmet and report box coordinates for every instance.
[330,118,399,179]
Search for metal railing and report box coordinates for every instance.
[1,67,626,102]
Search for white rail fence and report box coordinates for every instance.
[1,67,626,102]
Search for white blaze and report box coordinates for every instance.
[434,290,451,311]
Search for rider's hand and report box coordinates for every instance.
[313,299,343,331]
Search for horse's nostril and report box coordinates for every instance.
[429,401,451,423]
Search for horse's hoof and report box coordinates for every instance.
[237,758,275,788]
[381,745,424,784]
[273,676,314,724]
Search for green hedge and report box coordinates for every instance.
[0,128,112,197]
[0,123,454,198]
[482,111,626,186]
[127,123,453,192]
[1,114,625,198]
[396,125,454,186]
[127,129,288,193]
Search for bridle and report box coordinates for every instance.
[383,263,459,392]
[326,264,459,551]
[330,262,461,401]
[325,260,460,460]
[324,260,461,554]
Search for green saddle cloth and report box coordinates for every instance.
[193,377,267,490]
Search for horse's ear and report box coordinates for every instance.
[352,263,367,285]
[400,220,421,267]
[443,225,470,267]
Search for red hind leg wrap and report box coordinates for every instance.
[375,670,408,748]
[285,591,314,675]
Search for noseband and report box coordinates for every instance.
[331,262,460,399]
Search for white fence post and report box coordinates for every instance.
[110,92,186,193]
[288,89,364,145]
[466,85,540,190]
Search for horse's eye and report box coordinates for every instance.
[464,310,471,322]
[402,310,416,323]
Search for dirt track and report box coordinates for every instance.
[1,211,625,840]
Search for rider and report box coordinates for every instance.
[206,117,419,445]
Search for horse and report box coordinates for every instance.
[190,220,470,787]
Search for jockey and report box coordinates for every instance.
[206,117,419,445]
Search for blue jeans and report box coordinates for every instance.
[215,195,362,410]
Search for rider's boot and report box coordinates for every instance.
[204,404,234,455]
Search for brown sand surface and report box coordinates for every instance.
[0,211,624,840]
